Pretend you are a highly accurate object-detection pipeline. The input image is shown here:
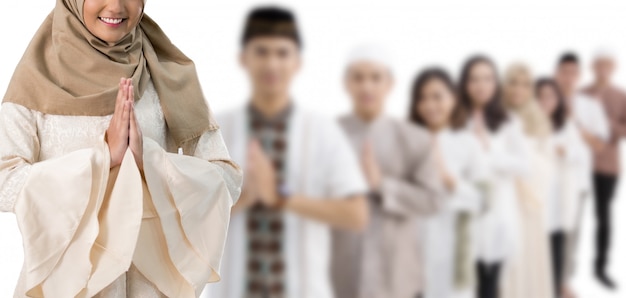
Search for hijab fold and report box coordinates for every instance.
[503,63,551,139]
[3,0,218,152]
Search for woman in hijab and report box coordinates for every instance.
[0,0,242,297]
[500,63,555,298]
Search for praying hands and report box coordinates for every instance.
[106,78,144,170]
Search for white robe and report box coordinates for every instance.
[423,129,487,298]
[572,92,610,143]
[201,105,368,298]
[468,117,530,264]
[548,120,592,233]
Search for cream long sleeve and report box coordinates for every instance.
[0,81,242,298]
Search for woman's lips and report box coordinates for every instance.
[98,17,126,27]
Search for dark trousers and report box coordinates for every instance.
[551,231,567,297]
[476,261,501,298]
[592,173,618,274]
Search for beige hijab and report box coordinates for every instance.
[503,63,551,139]
[3,0,217,153]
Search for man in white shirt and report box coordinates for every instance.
[202,6,369,298]
[553,52,610,297]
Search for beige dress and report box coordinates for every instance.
[501,137,555,298]
[0,82,242,298]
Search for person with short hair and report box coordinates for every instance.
[581,48,626,290]
[553,52,610,296]
[202,7,369,298]
[332,46,445,298]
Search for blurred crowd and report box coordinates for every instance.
[201,5,624,298]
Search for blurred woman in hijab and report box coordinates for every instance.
[500,63,554,298]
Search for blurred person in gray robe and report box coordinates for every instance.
[331,45,445,298]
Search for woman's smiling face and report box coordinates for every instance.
[83,0,144,45]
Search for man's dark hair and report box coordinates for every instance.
[241,6,302,48]
[558,52,579,66]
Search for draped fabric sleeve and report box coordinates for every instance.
[482,118,531,179]
[379,126,445,217]
[134,129,242,298]
[0,103,144,298]
[0,103,38,213]
[448,135,488,214]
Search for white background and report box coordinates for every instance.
[1,0,626,297]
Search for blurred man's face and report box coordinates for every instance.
[555,62,580,94]
[593,57,616,84]
[240,37,301,98]
[345,61,393,119]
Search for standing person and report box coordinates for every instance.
[582,49,626,290]
[0,0,242,297]
[410,67,487,298]
[332,46,444,298]
[500,63,555,298]
[535,78,592,298]
[554,52,610,296]
[459,55,530,298]
[202,7,369,298]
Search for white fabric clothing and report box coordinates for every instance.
[547,120,592,232]
[0,81,242,298]
[423,129,487,298]
[468,117,530,264]
[572,93,610,142]
[500,135,555,298]
[202,105,368,298]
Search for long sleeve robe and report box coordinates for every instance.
[423,129,487,298]
[202,105,368,298]
[467,116,530,264]
[332,115,445,298]
[0,81,242,298]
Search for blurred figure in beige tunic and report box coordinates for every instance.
[332,46,445,298]
[500,63,554,298]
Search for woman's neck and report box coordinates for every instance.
[429,122,450,133]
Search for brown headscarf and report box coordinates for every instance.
[3,0,218,153]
